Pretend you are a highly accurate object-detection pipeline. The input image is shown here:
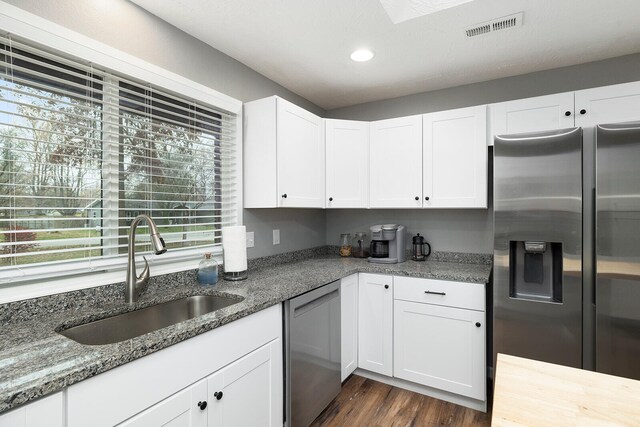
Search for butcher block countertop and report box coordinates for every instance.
[492,354,640,426]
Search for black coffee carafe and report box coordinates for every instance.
[412,233,431,261]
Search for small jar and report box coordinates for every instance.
[352,232,369,258]
[339,233,352,257]
[197,253,219,285]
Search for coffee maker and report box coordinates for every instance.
[368,224,406,264]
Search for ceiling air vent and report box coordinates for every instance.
[465,12,523,38]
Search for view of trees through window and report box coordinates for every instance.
[0,41,227,270]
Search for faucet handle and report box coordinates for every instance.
[136,256,151,285]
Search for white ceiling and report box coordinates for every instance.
[130,0,640,110]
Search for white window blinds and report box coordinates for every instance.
[0,35,238,282]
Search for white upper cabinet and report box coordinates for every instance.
[489,82,640,144]
[423,106,487,208]
[325,120,369,208]
[277,99,325,207]
[244,96,324,208]
[489,92,575,144]
[369,116,423,208]
[575,81,640,127]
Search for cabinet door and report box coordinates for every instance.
[119,381,207,427]
[325,120,369,208]
[575,81,640,127]
[207,341,281,427]
[423,106,488,208]
[489,92,575,145]
[0,392,64,427]
[370,116,422,208]
[341,274,358,381]
[277,98,325,208]
[358,273,393,376]
[394,300,485,401]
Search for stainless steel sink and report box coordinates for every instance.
[59,295,242,345]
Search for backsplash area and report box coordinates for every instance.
[325,209,493,254]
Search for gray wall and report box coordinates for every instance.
[5,0,327,258]
[327,53,640,121]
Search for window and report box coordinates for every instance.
[0,34,239,286]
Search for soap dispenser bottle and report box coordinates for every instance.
[197,253,219,285]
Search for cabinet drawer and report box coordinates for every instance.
[393,276,485,311]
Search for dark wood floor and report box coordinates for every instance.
[310,375,491,427]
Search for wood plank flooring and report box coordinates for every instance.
[310,375,491,427]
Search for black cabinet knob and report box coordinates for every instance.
[214,391,223,400]
[425,196,430,201]
[415,196,419,201]
[384,284,389,289]
[580,109,587,115]
[281,194,287,198]
[329,197,333,201]
[475,322,481,327]
[197,401,207,410]
[565,111,571,116]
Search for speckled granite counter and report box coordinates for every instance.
[0,251,491,413]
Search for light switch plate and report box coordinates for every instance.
[246,231,255,248]
[273,229,280,245]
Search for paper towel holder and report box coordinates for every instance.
[224,270,248,281]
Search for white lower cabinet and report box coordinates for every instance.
[118,340,280,427]
[119,380,207,427]
[340,274,358,381]
[357,273,393,376]
[394,300,486,401]
[207,342,280,427]
[0,392,64,427]
[67,305,282,427]
[354,273,487,410]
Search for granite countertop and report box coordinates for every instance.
[0,251,492,413]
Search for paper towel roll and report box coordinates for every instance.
[222,226,247,272]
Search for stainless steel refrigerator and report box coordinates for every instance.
[493,122,640,380]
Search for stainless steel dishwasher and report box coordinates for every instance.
[284,281,341,427]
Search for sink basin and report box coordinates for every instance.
[59,295,242,345]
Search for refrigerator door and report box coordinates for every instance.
[596,122,640,380]
[494,127,583,369]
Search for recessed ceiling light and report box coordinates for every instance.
[350,49,375,62]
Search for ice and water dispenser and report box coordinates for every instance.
[509,241,563,303]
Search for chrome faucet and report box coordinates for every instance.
[125,214,167,303]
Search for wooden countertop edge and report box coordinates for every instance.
[492,353,640,426]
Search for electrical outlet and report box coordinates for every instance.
[273,229,280,245]
[246,231,255,248]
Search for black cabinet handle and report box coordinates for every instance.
[281,194,287,198]
[425,196,430,201]
[565,111,571,116]
[424,290,446,296]
[476,322,481,328]
[197,401,207,410]
[214,391,223,400]
[384,284,389,289]
[580,109,587,115]
[329,197,333,201]
[415,196,419,200]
